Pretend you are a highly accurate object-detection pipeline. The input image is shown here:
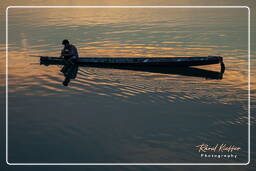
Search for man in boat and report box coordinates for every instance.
[61,39,79,61]
[60,39,79,86]
[60,39,79,71]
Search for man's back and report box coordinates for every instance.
[62,44,79,59]
[70,44,79,58]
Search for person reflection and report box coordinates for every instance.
[61,63,78,86]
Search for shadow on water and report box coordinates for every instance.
[103,64,225,80]
[42,62,225,86]
[60,63,79,86]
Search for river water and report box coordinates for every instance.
[0,3,255,166]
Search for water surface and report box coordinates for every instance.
[2,7,254,164]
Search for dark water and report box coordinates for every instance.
[0,2,255,168]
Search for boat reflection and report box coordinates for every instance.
[101,65,225,80]
[41,62,224,86]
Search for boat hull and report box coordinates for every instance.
[40,56,223,67]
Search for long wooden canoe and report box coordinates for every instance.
[40,56,223,67]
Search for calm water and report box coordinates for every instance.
[1,6,255,165]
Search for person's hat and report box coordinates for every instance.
[62,39,69,45]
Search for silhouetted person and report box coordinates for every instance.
[61,39,79,60]
[60,39,79,86]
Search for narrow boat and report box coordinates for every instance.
[40,56,224,67]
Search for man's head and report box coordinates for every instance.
[62,39,70,47]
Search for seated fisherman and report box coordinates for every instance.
[61,39,79,62]
[60,39,79,74]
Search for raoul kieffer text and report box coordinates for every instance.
[196,144,241,153]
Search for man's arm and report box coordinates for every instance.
[60,49,65,57]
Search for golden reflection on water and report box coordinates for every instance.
[7,49,253,90]
[4,51,251,107]
[2,7,253,104]
[8,8,212,26]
